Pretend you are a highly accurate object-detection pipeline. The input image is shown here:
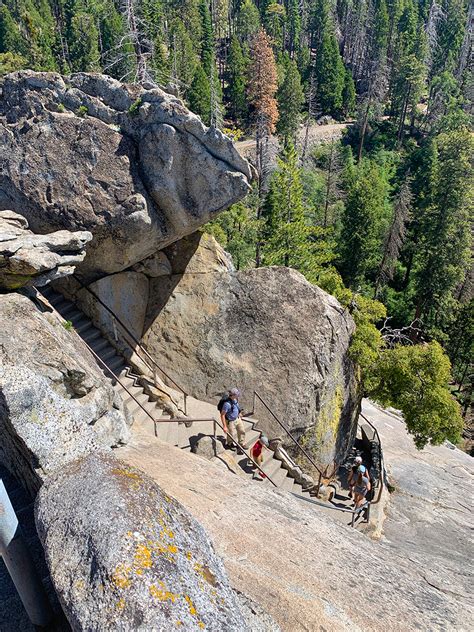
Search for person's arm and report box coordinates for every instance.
[220,410,228,436]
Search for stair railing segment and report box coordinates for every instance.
[251,390,338,495]
[155,416,279,487]
[71,275,188,415]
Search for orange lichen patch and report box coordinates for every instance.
[134,544,153,570]
[112,563,132,589]
[184,595,197,616]
[198,622,205,629]
[74,579,85,591]
[161,526,175,539]
[164,495,171,503]
[116,598,126,611]
[149,582,178,603]
[186,551,192,560]
[126,531,133,538]
[111,468,142,489]
[175,621,183,627]
[193,563,217,587]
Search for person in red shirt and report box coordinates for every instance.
[251,435,269,480]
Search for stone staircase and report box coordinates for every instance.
[39,286,313,498]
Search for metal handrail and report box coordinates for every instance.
[359,412,385,505]
[250,390,338,494]
[71,274,189,415]
[154,416,279,487]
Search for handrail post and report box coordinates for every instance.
[0,480,54,626]
[351,510,356,528]
[213,419,217,457]
[184,393,188,416]
[315,472,322,497]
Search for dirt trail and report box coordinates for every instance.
[235,121,353,160]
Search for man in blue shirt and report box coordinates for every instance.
[220,388,246,451]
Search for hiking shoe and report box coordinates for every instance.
[253,473,264,481]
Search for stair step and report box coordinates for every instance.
[261,456,283,481]
[177,422,192,449]
[81,327,103,344]
[74,316,94,334]
[280,474,295,492]
[96,346,118,363]
[88,337,111,354]
[155,420,172,443]
[59,302,80,318]
[265,464,289,488]
[123,391,149,408]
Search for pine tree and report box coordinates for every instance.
[236,0,260,44]
[413,128,473,328]
[69,11,100,72]
[169,18,198,95]
[188,62,211,123]
[286,0,301,57]
[226,35,248,123]
[199,0,213,75]
[0,5,25,56]
[276,56,304,141]
[315,31,346,117]
[338,159,390,287]
[342,69,356,117]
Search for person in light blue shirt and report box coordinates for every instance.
[220,388,246,451]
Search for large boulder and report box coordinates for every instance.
[0,292,130,495]
[35,451,247,631]
[0,210,91,289]
[0,71,251,279]
[140,233,359,468]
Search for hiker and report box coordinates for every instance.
[251,435,269,480]
[353,465,371,509]
[348,455,363,498]
[218,388,246,451]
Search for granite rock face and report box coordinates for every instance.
[0,71,251,279]
[141,233,359,467]
[0,210,91,289]
[35,452,247,632]
[0,293,130,495]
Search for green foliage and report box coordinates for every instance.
[188,63,211,124]
[62,320,74,331]
[226,36,248,123]
[338,158,391,286]
[369,342,463,448]
[69,11,100,72]
[276,56,304,140]
[0,51,27,74]
[315,30,346,117]
[128,98,143,116]
[76,105,88,117]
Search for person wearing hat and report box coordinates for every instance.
[353,464,371,508]
[348,455,363,499]
[251,435,269,480]
[220,388,246,451]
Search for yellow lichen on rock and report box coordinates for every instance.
[149,582,178,603]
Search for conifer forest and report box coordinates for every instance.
[0,0,472,449]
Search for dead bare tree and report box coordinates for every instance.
[374,178,412,298]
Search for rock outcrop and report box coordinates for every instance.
[139,233,358,467]
[0,210,91,289]
[0,292,130,495]
[36,452,247,631]
[121,424,473,632]
[0,71,251,279]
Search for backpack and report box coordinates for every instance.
[217,395,232,413]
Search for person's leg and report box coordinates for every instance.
[235,417,246,447]
[253,453,264,479]
[225,420,236,448]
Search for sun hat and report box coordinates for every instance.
[355,456,363,464]
[260,435,269,447]
[229,387,240,396]
[358,465,366,473]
